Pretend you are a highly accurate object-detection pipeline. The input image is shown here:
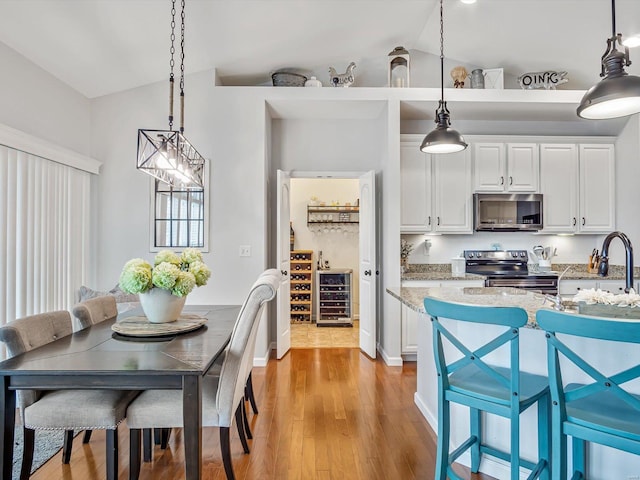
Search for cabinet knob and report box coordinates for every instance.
[582,217,586,226]
[437,217,441,226]
[500,176,504,185]
[281,270,288,276]
[364,270,372,276]
[509,176,513,185]
[572,217,577,226]
[427,216,431,226]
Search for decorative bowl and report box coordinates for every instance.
[272,72,307,87]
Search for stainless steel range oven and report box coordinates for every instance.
[464,250,558,295]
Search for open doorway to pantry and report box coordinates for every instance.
[290,177,360,348]
[276,170,377,358]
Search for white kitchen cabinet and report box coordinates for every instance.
[400,279,484,356]
[540,143,615,234]
[473,142,539,192]
[597,280,628,294]
[401,303,420,355]
[558,279,598,296]
[579,144,615,233]
[400,144,432,233]
[400,141,472,234]
[433,148,473,233]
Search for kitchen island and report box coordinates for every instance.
[387,286,640,480]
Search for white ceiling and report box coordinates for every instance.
[0,0,639,99]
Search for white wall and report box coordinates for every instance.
[0,41,91,155]
[290,178,360,317]
[614,115,640,267]
[90,74,271,353]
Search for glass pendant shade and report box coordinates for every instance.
[577,72,640,119]
[137,129,205,189]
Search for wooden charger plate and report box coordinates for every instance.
[112,314,207,337]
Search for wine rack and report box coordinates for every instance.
[290,250,313,323]
[316,269,353,326]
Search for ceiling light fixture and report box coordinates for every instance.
[420,0,468,154]
[460,0,477,4]
[136,0,205,189]
[577,0,640,120]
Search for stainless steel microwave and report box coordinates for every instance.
[473,193,543,231]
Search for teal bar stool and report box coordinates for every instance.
[537,309,640,480]
[424,297,551,480]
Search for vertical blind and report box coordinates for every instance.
[0,145,91,328]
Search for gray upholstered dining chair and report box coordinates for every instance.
[68,295,123,456]
[0,309,138,480]
[73,294,118,330]
[126,269,281,480]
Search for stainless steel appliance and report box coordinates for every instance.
[464,250,558,294]
[474,193,543,231]
[316,269,353,326]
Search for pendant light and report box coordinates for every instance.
[136,0,206,189]
[420,0,467,154]
[577,0,640,119]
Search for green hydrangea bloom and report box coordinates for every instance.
[181,248,203,265]
[152,262,181,290]
[190,260,211,287]
[172,271,196,297]
[154,250,181,266]
[119,259,152,294]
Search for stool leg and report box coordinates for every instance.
[537,395,551,480]
[551,404,566,480]
[435,393,450,480]
[510,408,520,480]
[470,408,481,472]
[572,438,586,479]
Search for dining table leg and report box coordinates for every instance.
[183,375,202,480]
[0,376,16,480]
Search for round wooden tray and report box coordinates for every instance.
[111,314,207,337]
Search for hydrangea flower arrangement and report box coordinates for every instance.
[119,248,211,297]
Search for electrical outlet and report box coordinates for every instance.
[239,245,251,257]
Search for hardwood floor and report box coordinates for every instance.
[30,348,495,480]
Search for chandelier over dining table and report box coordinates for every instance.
[136,0,206,189]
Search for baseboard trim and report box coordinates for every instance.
[254,342,277,367]
[377,344,403,366]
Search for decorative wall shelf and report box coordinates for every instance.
[307,205,359,225]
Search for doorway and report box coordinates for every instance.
[289,177,360,348]
[276,170,377,359]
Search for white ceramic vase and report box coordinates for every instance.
[139,288,186,323]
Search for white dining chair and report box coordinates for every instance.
[126,269,281,480]
[0,310,139,480]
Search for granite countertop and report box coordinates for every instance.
[387,286,549,328]
[402,272,485,282]
[402,263,640,282]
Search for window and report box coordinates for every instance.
[152,179,207,250]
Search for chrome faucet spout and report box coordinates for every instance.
[598,231,634,292]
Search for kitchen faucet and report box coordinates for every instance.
[598,231,634,292]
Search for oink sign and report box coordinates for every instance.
[518,71,568,90]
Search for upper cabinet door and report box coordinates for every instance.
[473,143,506,192]
[506,143,539,192]
[433,148,472,233]
[579,144,615,233]
[400,144,432,233]
[539,144,578,233]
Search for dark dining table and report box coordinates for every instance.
[0,304,241,480]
